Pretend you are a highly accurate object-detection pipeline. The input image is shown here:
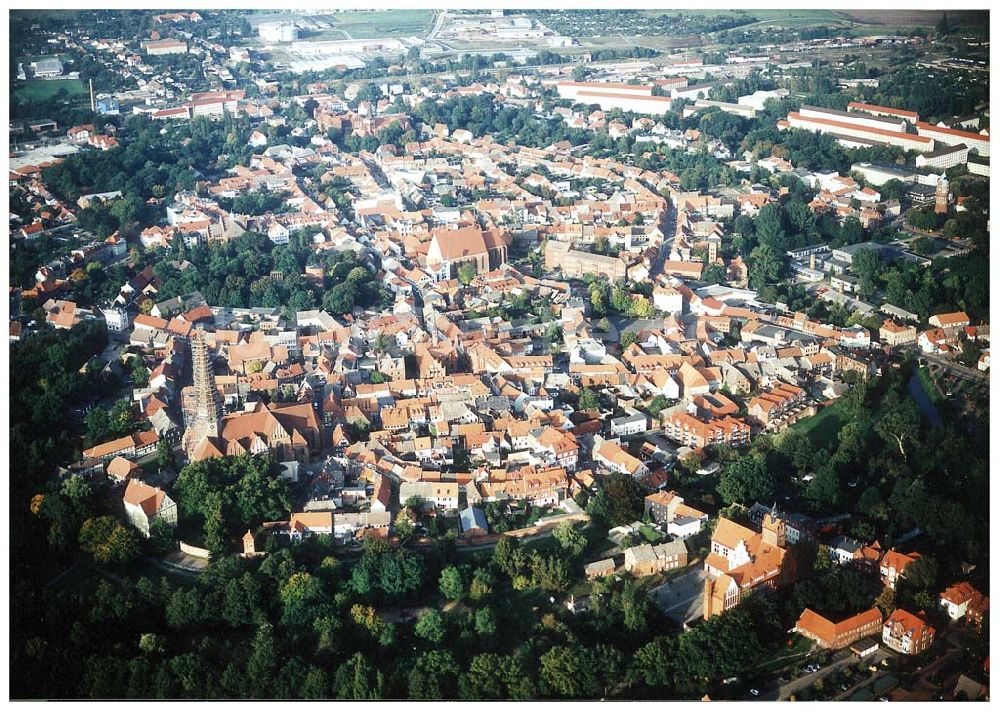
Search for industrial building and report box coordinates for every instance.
[96,97,120,115]
[556,81,654,101]
[689,99,756,119]
[785,108,935,153]
[799,104,907,132]
[30,58,64,78]
[847,101,919,124]
[737,88,789,111]
[142,38,188,55]
[916,143,969,171]
[915,121,990,157]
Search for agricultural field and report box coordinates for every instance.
[13,78,87,102]
[578,35,703,52]
[841,9,987,28]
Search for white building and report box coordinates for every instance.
[100,303,130,333]
[123,479,178,538]
[399,480,460,510]
[737,88,789,111]
[916,143,969,171]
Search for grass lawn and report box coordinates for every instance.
[755,635,814,674]
[791,401,847,450]
[638,524,664,544]
[14,78,88,102]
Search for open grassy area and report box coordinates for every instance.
[316,10,434,39]
[791,401,847,450]
[14,78,87,102]
[638,524,665,544]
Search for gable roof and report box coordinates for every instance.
[123,479,168,518]
[795,607,883,647]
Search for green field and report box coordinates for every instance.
[791,401,847,449]
[315,10,434,39]
[14,78,87,102]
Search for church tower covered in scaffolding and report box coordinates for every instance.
[182,328,222,455]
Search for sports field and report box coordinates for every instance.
[315,10,434,39]
[14,78,87,102]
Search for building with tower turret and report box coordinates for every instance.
[702,514,795,618]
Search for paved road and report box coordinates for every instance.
[427,10,447,41]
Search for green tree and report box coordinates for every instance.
[936,12,951,34]
[78,516,140,566]
[718,452,774,505]
[148,517,176,555]
[333,653,384,700]
[539,645,600,698]
[492,536,524,578]
[631,636,676,688]
[155,440,174,472]
[530,554,571,593]
[408,650,460,699]
[393,511,416,541]
[473,606,497,636]
[748,244,784,288]
[457,263,477,285]
[577,387,599,411]
[875,403,922,460]
[280,572,328,629]
[588,472,645,527]
[552,522,587,558]
[439,565,466,600]
[414,609,447,644]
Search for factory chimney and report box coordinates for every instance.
[89,78,95,112]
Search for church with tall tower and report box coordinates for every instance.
[702,512,795,619]
[182,328,223,458]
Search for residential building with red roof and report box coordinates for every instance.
[939,582,990,626]
[880,549,921,590]
[123,479,177,537]
[929,311,971,329]
[662,412,750,449]
[883,609,935,655]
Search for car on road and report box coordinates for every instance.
[750,689,760,697]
